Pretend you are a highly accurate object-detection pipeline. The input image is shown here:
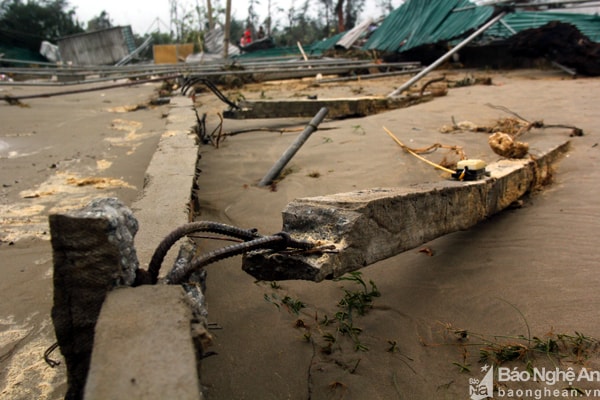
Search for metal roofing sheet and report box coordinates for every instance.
[309,32,345,52]
[336,18,373,49]
[486,11,600,42]
[362,0,495,52]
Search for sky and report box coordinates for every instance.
[72,0,600,35]
[71,0,405,35]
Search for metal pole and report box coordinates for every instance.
[3,74,182,102]
[258,107,329,187]
[387,11,507,98]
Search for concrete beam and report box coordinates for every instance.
[84,285,203,400]
[242,140,570,282]
[223,95,432,119]
[131,95,199,272]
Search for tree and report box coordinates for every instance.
[246,0,259,32]
[335,0,344,32]
[278,0,325,46]
[376,0,395,16]
[318,0,335,36]
[265,0,274,36]
[333,0,364,33]
[87,10,112,31]
[344,0,364,31]
[0,0,83,51]
[169,0,210,44]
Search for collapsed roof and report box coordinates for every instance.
[235,0,600,69]
[362,0,496,52]
[362,0,600,53]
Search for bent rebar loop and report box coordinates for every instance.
[147,221,260,284]
[145,221,316,285]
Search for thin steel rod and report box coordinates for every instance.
[1,61,421,87]
[387,11,507,98]
[3,74,181,101]
[258,107,329,187]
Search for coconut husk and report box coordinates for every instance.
[488,132,529,158]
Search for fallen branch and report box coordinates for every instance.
[419,76,446,96]
[215,113,224,149]
[383,126,456,174]
[486,103,583,137]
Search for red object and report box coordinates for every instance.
[241,29,252,47]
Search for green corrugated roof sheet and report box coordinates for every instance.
[0,45,47,62]
[235,1,600,59]
[309,32,345,53]
[363,0,495,52]
[234,33,343,59]
[235,45,303,59]
[485,11,600,42]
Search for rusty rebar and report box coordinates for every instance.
[147,221,260,283]
[166,232,315,284]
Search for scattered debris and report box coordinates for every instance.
[488,131,529,159]
[384,127,461,174]
[419,76,447,97]
[447,74,493,88]
[439,104,584,159]
[65,176,135,189]
[418,247,434,256]
[440,116,533,135]
[508,21,600,76]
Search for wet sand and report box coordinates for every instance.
[193,70,600,399]
[1,69,599,399]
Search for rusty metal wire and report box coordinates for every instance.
[147,222,315,285]
[166,232,315,284]
[181,77,240,109]
[43,342,60,368]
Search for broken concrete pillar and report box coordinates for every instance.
[242,140,569,282]
[84,285,204,400]
[49,197,140,400]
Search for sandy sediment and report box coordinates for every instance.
[1,70,599,399]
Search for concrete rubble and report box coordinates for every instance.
[242,140,570,282]
[49,96,204,400]
[49,197,139,400]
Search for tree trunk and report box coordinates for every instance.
[224,0,231,58]
[335,0,345,33]
[206,0,214,29]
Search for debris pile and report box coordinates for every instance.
[439,104,584,159]
[508,21,600,76]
